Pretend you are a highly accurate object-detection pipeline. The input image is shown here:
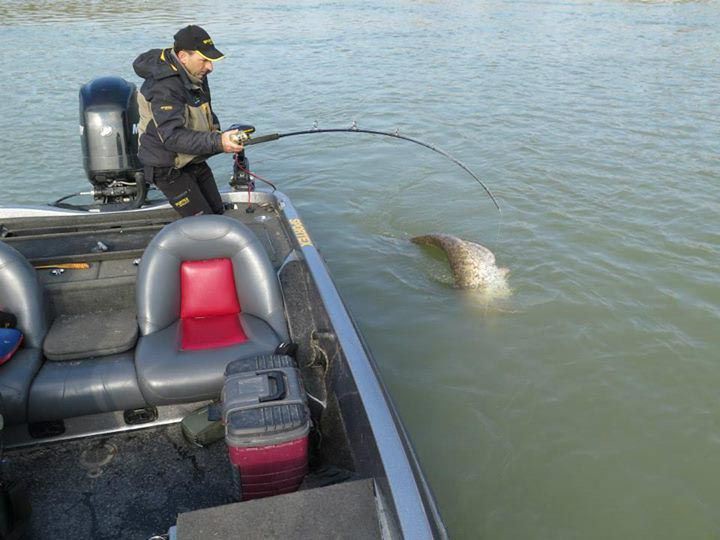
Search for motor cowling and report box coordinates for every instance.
[79,77,140,188]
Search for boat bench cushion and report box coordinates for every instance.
[0,348,43,426]
[43,309,139,361]
[28,351,147,423]
[135,314,280,406]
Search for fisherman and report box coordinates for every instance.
[133,25,244,216]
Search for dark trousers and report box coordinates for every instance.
[148,162,224,217]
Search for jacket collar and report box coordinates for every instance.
[169,49,204,90]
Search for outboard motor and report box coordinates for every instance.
[79,76,146,207]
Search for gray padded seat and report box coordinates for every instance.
[0,349,43,424]
[136,315,279,404]
[0,241,48,425]
[43,309,138,361]
[0,242,146,424]
[135,215,289,406]
[27,352,147,423]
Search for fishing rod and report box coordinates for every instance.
[230,123,501,212]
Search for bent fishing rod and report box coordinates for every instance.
[230,123,501,212]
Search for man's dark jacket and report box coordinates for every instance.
[133,48,223,169]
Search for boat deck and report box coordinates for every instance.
[7,423,366,539]
[176,477,381,540]
[8,424,233,538]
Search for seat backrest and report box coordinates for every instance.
[0,241,47,348]
[136,215,289,341]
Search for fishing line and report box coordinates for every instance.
[494,211,504,249]
[239,124,502,212]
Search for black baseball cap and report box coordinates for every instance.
[173,25,224,61]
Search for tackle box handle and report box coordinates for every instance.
[258,371,287,403]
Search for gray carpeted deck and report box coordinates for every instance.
[6,424,363,539]
[6,425,235,539]
[176,479,381,540]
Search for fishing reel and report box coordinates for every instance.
[228,123,256,145]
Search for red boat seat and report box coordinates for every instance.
[134,215,289,406]
[179,258,248,351]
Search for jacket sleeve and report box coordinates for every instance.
[150,88,222,155]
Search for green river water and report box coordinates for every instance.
[1,1,719,537]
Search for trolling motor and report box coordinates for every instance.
[226,123,256,190]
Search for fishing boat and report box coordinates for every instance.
[0,78,447,539]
